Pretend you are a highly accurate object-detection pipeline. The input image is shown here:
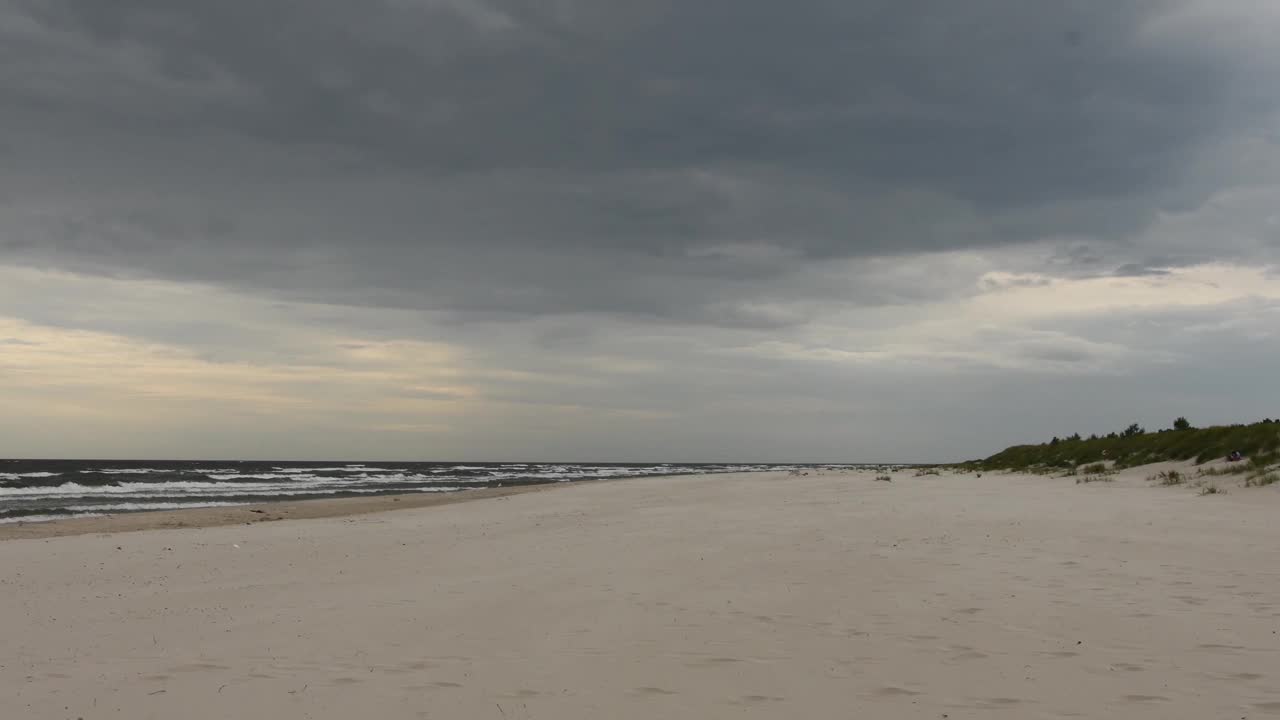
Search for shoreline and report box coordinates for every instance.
[0,459,1248,541]
[0,482,564,541]
[0,471,742,541]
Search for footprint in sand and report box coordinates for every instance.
[490,688,539,698]
[171,663,231,673]
[977,697,1023,708]
[732,695,785,705]
[873,686,921,698]
[633,687,679,696]
[701,657,744,666]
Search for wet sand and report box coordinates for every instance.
[0,483,558,541]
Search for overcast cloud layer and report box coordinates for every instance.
[1,1,1278,461]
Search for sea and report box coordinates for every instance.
[0,460,881,524]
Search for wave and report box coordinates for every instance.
[63,501,250,513]
[84,468,175,475]
[0,513,106,525]
[0,461,874,524]
[273,466,401,473]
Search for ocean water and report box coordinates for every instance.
[0,460,875,524]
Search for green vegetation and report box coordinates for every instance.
[1152,469,1186,486]
[972,418,1280,472]
[1075,474,1113,484]
[874,475,893,482]
[1079,462,1108,475]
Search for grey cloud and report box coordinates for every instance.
[1,0,1278,329]
[8,0,1280,462]
[15,1,1241,198]
[1113,263,1172,277]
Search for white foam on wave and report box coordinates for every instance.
[85,468,173,475]
[206,473,301,481]
[64,501,249,513]
[0,472,61,480]
[0,481,470,499]
[0,480,309,498]
[0,513,106,525]
[274,466,401,473]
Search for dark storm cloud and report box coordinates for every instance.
[15,1,1240,195]
[1,0,1276,324]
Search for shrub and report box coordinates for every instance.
[1151,470,1185,486]
[1121,423,1146,438]
[1174,417,1192,431]
[875,475,892,482]
[1080,463,1108,475]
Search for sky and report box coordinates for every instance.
[1,0,1279,462]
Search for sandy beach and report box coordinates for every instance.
[5,466,1280,718]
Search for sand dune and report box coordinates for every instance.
[4,466,1280,718]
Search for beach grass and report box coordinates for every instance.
[1151,469,1186,486]
[1245,472,1279,488]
